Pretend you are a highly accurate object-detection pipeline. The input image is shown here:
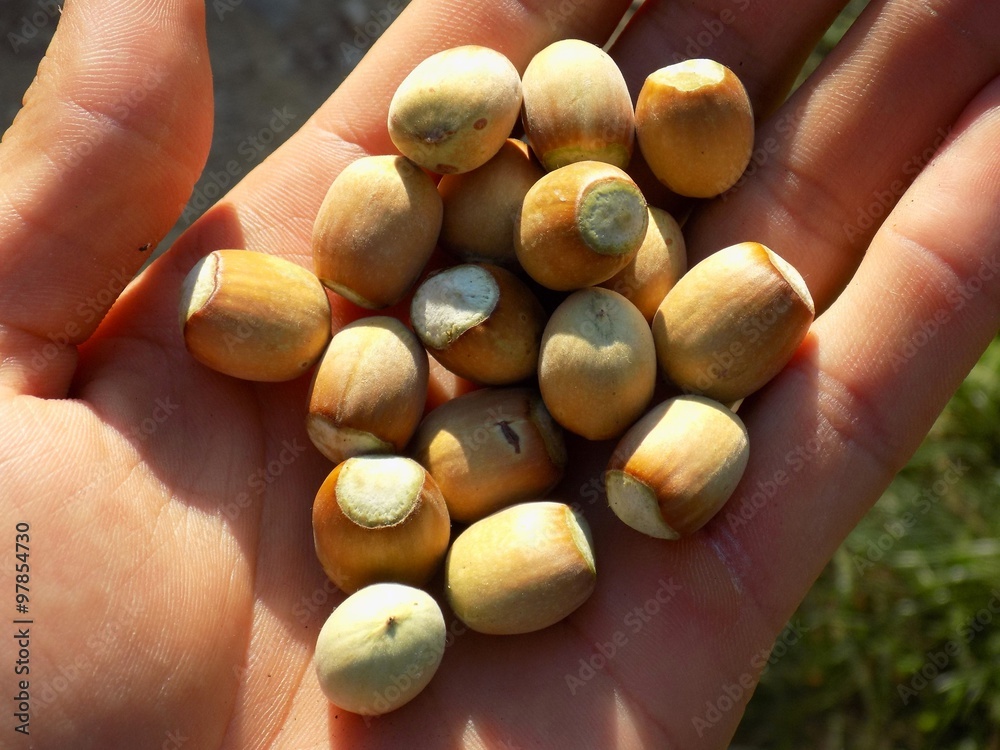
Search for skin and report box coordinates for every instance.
[0,0,998,748]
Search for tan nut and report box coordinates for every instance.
[438,139,544,266]
[521,38,635,171]
[315,582,446,716]
[636,59,754,198]
[307,317,428,465]
[515,161,648,291]
[600,206,687,322]
[312,455,451,594]
[312,155,442,309]
[410,387,566,522]
[388,45,522,174]
[606,395,749,539]
[410,263,546,386]
[539,288,656,440]
[179,249,331,382]
[652,241,814,402]
[445,501,596,635]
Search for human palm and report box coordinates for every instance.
[1,0,998,748]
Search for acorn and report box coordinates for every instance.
[538,288,657,440]
[515,161,648,291]
[606,395,749,539]
[635,59,754,198]
[312,155,442,309]
[307,317,428,465]
[312,456,451,594]
[410,263,547,386]
[409,387,566,522]
[179,249,331,382]
[521,38,635,171]
[445,501,596,635]
[388,45,522,174]
[652,241,814,402]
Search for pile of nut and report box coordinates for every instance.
[178,40,815,716]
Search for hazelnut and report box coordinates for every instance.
[606,395,749,539]
[515,161,648,291]
[521,38,635,171]
[312,155,442,309]
[636,59,754,198]
[179,249,331,382]
[388,45,522,174]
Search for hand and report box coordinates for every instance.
[1,0,997,747]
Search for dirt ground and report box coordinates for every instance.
[1,0,394,251]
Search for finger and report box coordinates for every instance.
[606,0,850,214]
[685,0,1000,310]
[0,0,213,399]
[692,71,1000,744]
[613,0,849,118]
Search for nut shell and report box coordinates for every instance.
[410,263,547,385]
[606,395,749,538]
[312,155,442,309]
[445,501,596,634]
[636,59,754,198]
[410,387,566,522]
[179,249,331,382]
[652,241,814,402]
[312,456,450,594]
[521,39,635,171]
[388,45,522,174]
[315,583,446,716]
[515,161,648,291]
[438,139,544,265]
[538,288,656,440]
[600,206,687,322]
[307,317,429,464]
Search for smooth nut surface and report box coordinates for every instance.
[652,241,815,402]
[315,583,446,715]
[445,501,596,634]
[410,387,566,522]
[539,288,657,440]
[438,139,544,265]
[410,263,546,385]
[600,206,687,322]
[521,38,635,171]
[388,45,522,174]
[180,249,331,382]
[516,161,648,291]
[307,317,429,464]
[636,59,754,198]
[606,395,749,539]
[312,155,442,308]
[312,455,450,593]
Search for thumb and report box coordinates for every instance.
[0,0,213,399]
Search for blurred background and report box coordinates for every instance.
[2,1,998,747]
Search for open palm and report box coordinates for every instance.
[1,0,998,747]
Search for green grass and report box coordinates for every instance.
[735,336,1000,749]
[734,2,1000,746]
